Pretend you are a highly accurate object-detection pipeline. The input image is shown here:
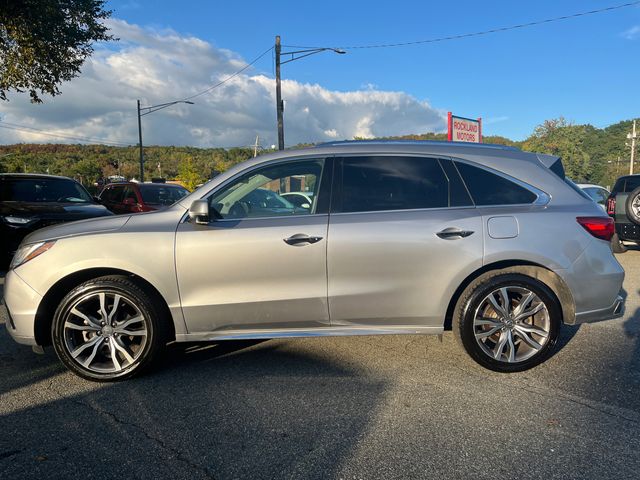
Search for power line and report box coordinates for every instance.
[285,1,640,50]
[0,121,133,146]
[178,46,274,102]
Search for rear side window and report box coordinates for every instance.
[624,177,640,192]
[337,156,471,213]
[455,162,537,205]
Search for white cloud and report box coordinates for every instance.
[0,19,446,147]
[622,25,640,40]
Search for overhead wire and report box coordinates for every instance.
[284,1,640,50]
[178,45,274,102]
[0,121,134,146]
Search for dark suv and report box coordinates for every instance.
[99,182,189,214]
[0,173,113,265]
[606,174,640,252]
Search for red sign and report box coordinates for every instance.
[447,113,482,143]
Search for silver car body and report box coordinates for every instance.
[4,141,624,347]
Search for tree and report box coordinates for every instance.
[178,158,206,191]
[0,0,115,103]
[522,118,593,182]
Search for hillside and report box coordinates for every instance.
[0,117,636,190]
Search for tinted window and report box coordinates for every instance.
[139,185,188,205]
[209,159,324,219]
[548,158,591,201]
[107,185,125,203]
[612,178,625,194]
[338,156,454,213]
[0,177,92,203]
[455,162,537,206]
[624,177,640,192]
[123,186,138,202]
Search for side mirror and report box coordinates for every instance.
[93,196,102,203]
[189,199,210,225]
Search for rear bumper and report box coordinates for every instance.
[559,237,625,326]
[616,222,640,241]
[3,269,41,346]
[574,293,625,325]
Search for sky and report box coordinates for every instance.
[1,0,639,148]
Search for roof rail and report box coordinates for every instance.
[315,139,520,151]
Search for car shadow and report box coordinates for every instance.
[0,338,389,479]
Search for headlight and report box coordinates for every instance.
[10,241,56,269]
[2,216,35,225]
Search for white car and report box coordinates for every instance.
[577,183,609,211]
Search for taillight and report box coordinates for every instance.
[576,216,615,241]
[606,196,616,216]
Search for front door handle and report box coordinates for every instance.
[436,227,474,240]
[283,233,323,246]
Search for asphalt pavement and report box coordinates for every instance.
[1,252,639,479]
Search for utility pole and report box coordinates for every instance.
[627,120,637,175]
[137,99,144,182]
[275,36,284,150]
[253,135,260,157]
[273,37,345,151]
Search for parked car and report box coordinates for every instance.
[281,192,314,210]
[99,182,189,214]
[606,174,640,253]
[3,141,624,381]
[0,173,113,266]
[577,183,609,211]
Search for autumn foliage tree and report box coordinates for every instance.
[0,0,115,103]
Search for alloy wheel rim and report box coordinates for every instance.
[62,291,148,374]
[473,286,551,363]
[631,195,640,218]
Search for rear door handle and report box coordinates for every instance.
[283,233,323,246]
[436,227,474,240]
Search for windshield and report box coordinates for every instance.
[139,185,189,205]
[0,177,93,203]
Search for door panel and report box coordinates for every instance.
[176,215,329,332]
[327,208,483,327]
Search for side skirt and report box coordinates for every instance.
[175,325,444,342]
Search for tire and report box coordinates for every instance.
[453,272,561,373]
[611,233,628,254]
[625,186,640,225]
[52,275,170,381]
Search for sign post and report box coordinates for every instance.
[447,113,482,143]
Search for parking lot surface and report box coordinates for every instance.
[1,253,639,480]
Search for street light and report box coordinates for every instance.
[137,99,194,182]
[275,36,346,150]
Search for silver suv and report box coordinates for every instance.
[2,141,625,381]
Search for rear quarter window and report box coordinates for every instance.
[455,162,537,205]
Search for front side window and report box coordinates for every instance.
[455,161,537,206]
[337,156,461,213]
[209,159,324,219]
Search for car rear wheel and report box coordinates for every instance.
[611,233,628,254]
[52,276,169,381]
[454,273,561,372]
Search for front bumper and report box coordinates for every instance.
[574,293,625,325]
[3,269,42,346]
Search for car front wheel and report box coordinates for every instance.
[454,273,561,372]
[52,276,168,381]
